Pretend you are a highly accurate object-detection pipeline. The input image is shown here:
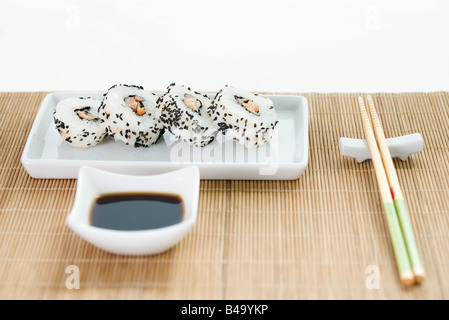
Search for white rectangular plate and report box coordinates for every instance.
[21,92,308,180]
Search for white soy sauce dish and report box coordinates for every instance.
[67,166,200,255]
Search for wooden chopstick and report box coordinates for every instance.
[366,95,425,284]
[357,96,415,287]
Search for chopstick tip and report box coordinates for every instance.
[413,267,425,285]
[400,271,415,287]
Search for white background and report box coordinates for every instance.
[0,0,448,92]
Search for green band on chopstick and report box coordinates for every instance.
[383,202,412,275]
[394,199,423,270]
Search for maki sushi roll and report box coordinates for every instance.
[156,84,218,147]
[99,84,164,148]
[54,97,106,148]
[209,86,278,148]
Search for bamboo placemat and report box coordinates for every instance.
[0,91,448,300]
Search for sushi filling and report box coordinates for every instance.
[183,94,202,112]
[124,95,146,116]
[75,107,98,121]
[234,95,259,115]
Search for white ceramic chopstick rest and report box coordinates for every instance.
[339,133,423,163]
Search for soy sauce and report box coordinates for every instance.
[90,192,184,231]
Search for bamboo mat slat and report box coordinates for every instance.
[0,91,448,300]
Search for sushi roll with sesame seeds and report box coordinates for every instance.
[99,84,164,148]
[53,97,106,148]
[156,84,218,147]
[208,86,278,148]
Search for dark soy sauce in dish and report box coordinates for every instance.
[90,193,184,231]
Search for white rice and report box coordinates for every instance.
[208,86,278,148]
[98,84,164,148]
[156,84,218,147]
[53,97,106,148]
